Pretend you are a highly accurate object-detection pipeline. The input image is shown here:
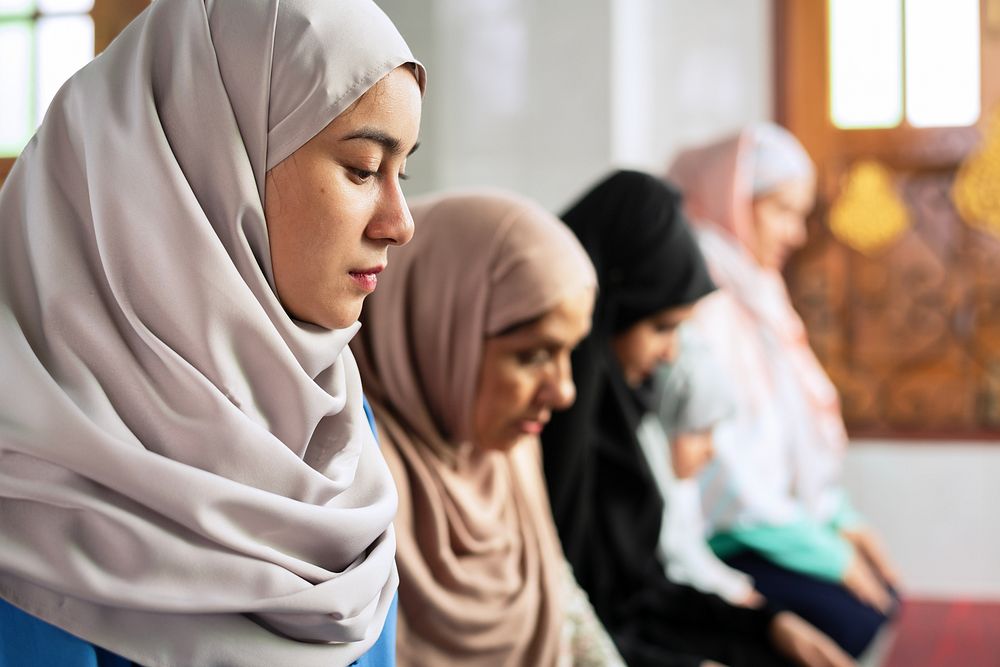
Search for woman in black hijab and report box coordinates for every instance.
[542,171,853,667]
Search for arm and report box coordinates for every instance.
[710,519,853,582]
[560,561,628,667]
[711,520,894,614]
[660,477,757,605]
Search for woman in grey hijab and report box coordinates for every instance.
[0,0,424,665]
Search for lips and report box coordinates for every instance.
[518,415,550,435]
[349,265,384,293]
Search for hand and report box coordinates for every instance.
[737,589,766,608]
[701,662,729,667]
[769,611,857,667]
[842,527,900,590]
[842,552,893,614]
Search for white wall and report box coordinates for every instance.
[377,0,773,211]
[844,441,1000,600]
[613,0,773,173]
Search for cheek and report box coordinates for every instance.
[492,370,539,421]
[645,331,671,362]
[759,217,782,248]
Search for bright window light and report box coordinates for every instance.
[905,0,980,128]
[829,0,904,129]
[0,22,33,155]
[0,0,33,14]
[36,15,94,127]
[0,0,94,157]
[38,0,94,12]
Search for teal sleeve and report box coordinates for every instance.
[709,519,854,582]
[828,492,865,531]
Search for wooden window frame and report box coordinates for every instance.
[774,0,995,174]
[0,0,147,184]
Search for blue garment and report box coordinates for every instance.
[356,396,397,667]
[1,397,397,667]
[725,551,898,658]
[0,599,132,667]
[353,594,397,667]
[1,597,398,667]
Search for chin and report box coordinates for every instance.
[481,434,526,453]
[323,300,365,330]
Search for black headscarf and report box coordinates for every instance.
[542,171,789,667]
[564,170,716,333]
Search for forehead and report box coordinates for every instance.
[499,288,595,342]
[336,67,421,128]
[769,176,815,209]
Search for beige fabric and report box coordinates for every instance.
[0,0,424,665]
[352,191,597,666]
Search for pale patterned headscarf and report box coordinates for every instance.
[0,0,424,665]
[666,124,848,528]
[352,191,597,666]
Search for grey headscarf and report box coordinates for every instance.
[0,0,424,665]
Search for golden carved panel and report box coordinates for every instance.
[829,160,910,255]
[954,109,1000,238]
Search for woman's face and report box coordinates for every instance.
[749,176,815,270]
[264,66,422,329]
[612,304,694,388]
[472,287,595,452]
[670,430,715,479]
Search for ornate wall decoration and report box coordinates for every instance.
[786,165,1000,435]
[829,160,911,255]
[953,109,1000,238]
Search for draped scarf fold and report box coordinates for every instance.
[0,1,425,664]
[353,190,597,666]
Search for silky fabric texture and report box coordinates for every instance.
[666,126,849,530]
[0,0,424,665]
[542,173,794,667]
[352,191,597,666]
[543,171,716,578]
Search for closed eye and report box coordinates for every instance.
[349,168,376,184]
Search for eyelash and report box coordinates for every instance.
[349,168,410,183]
[517,349,553,366]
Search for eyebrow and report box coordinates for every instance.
[342,128,420,156]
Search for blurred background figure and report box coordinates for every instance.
[352,190,625,666]
[638,325,765,608]
[667,123,899,658]
[542,170,852,667]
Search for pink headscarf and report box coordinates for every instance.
[666,124,847,526]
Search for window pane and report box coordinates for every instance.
[0,21,32,156]
[37,0,94,14]
[0,0,34,16]
[829,0,904,129]
[905,0,980,128]
[35,14,93,127]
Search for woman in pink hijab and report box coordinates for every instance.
[666,123,900,658]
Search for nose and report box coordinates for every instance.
[787,216,808,249]
[545,356,577,410]
[366,181,415,246]
[662,331,682,364]
[704,440,715,461]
